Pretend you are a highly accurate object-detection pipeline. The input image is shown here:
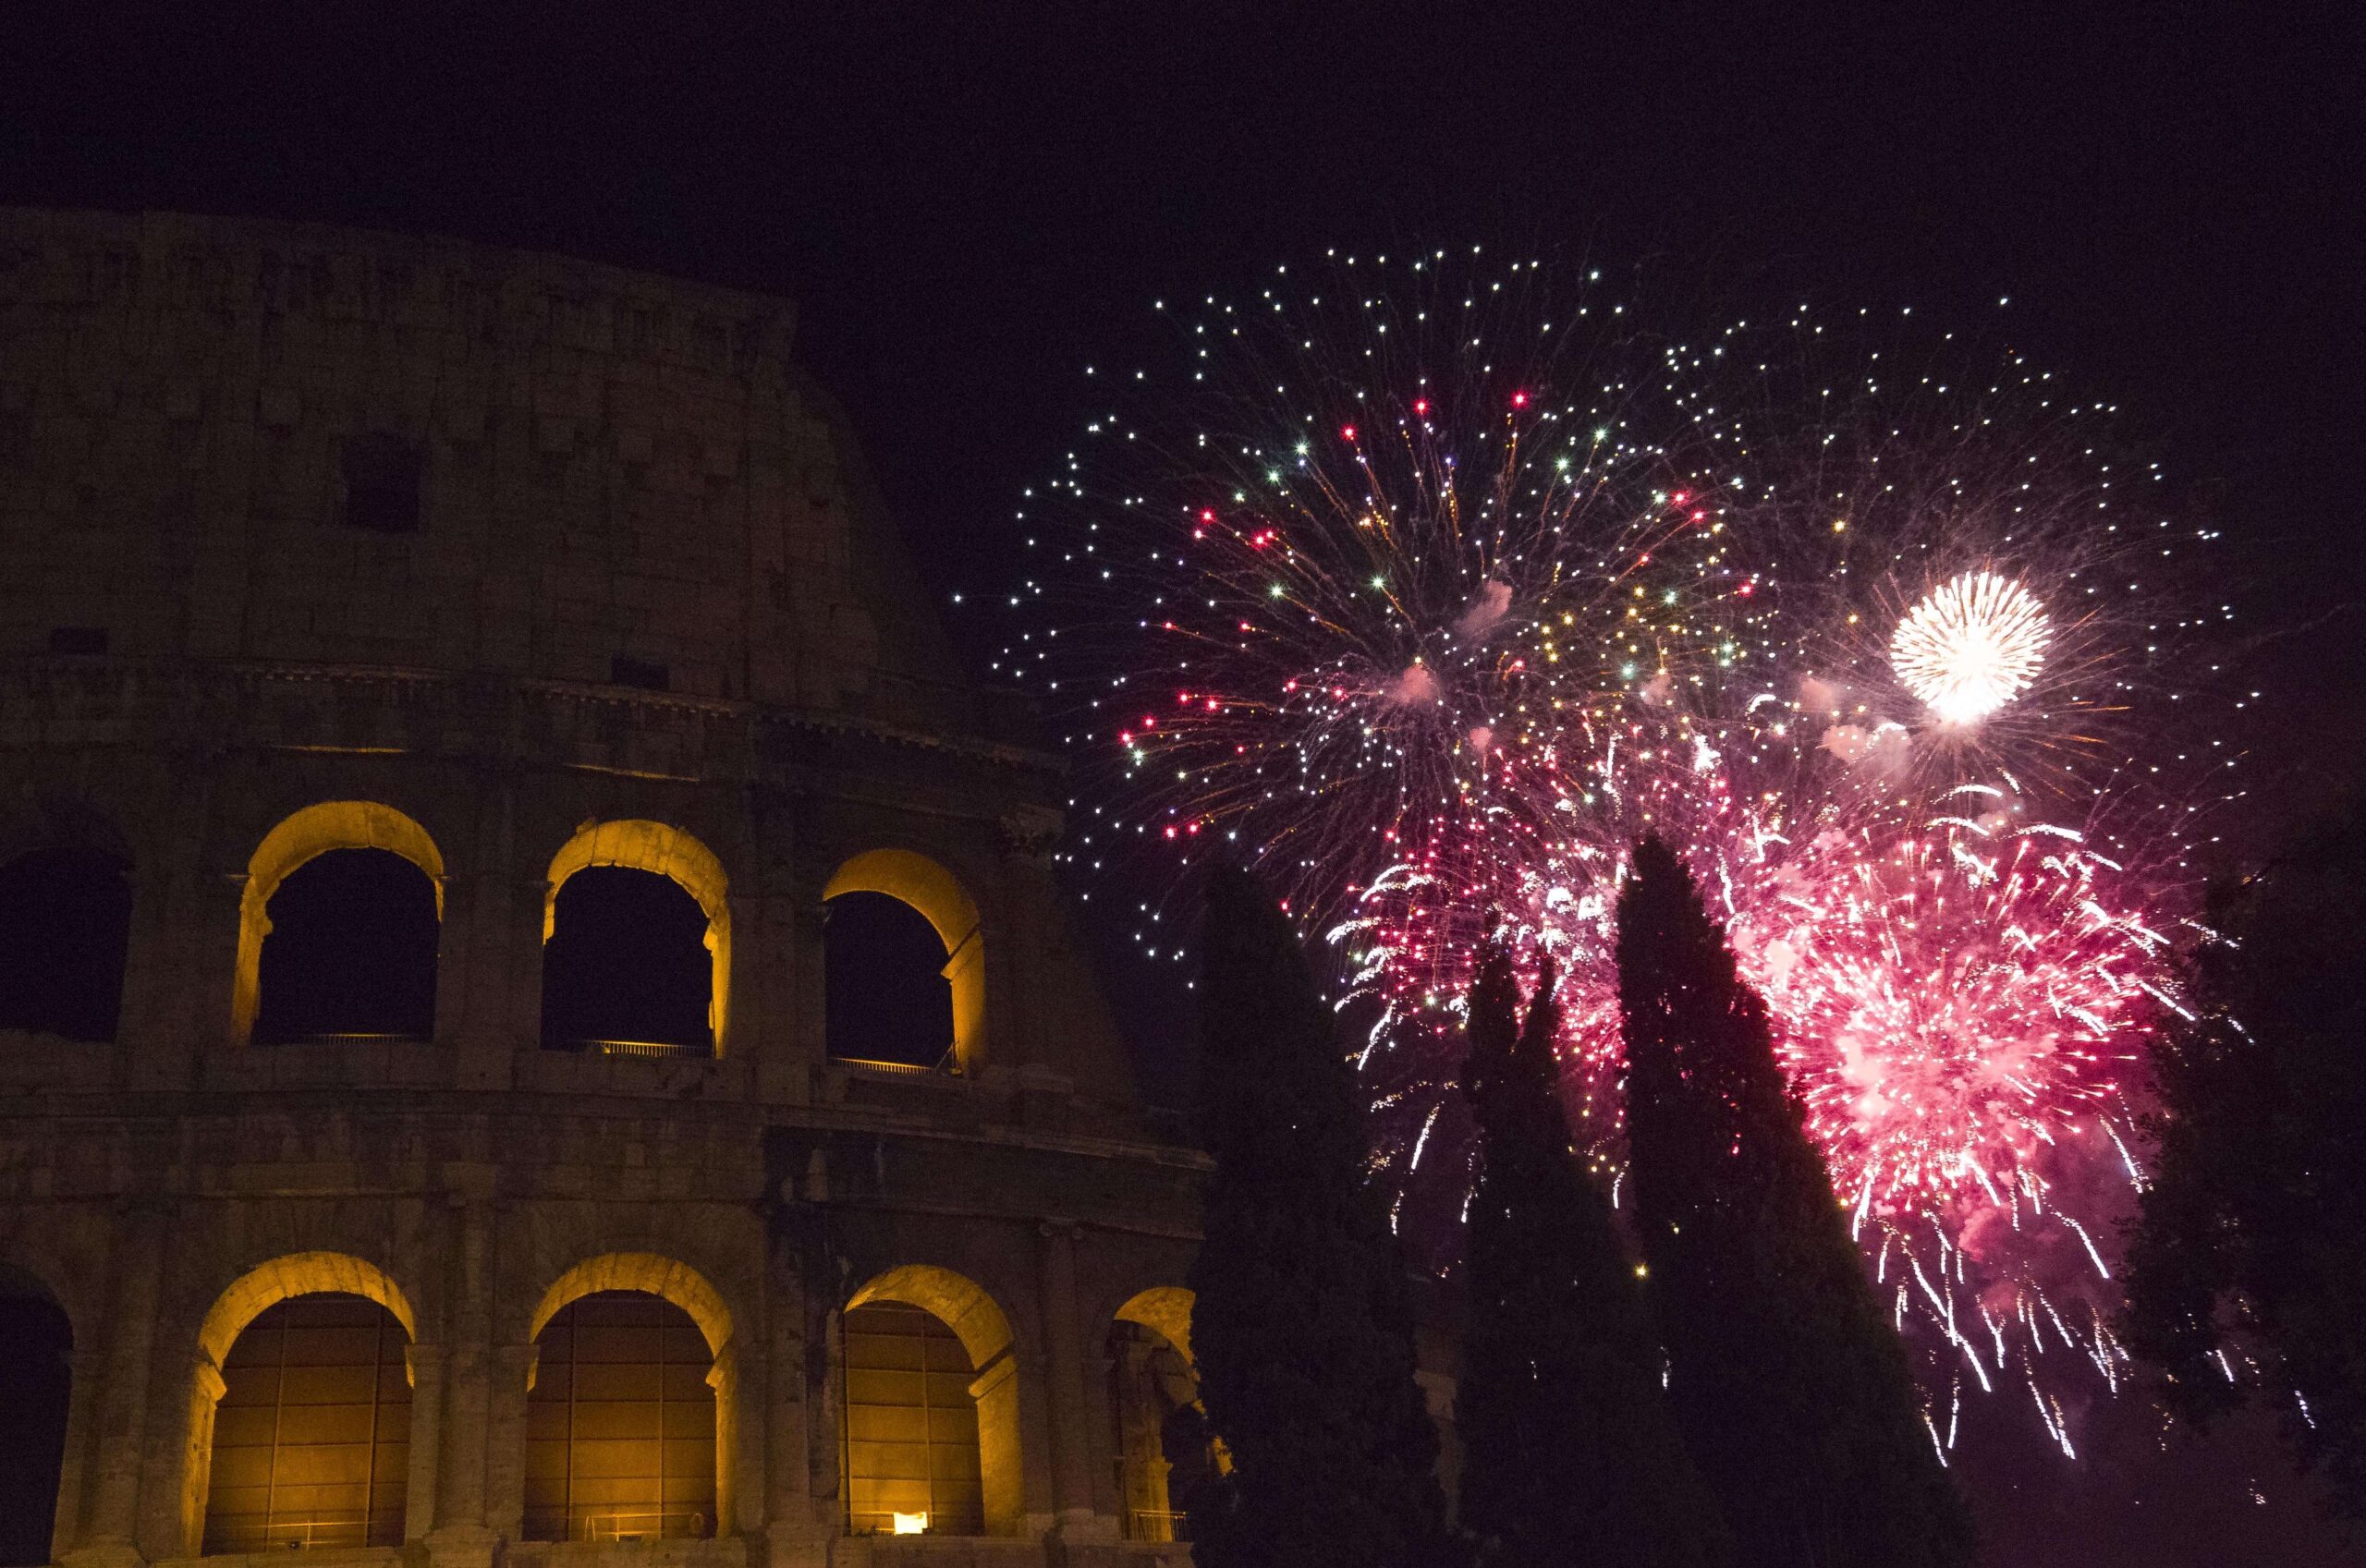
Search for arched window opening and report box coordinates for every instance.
[841,1302,984,1537]
[1107,1319,1212,1543]
[0,845,132,1041]
[252,849,438,1043]
[822,851,984,1074]
[541,869,713,1055]
[825,892,955,1069]
[525,1292,715,1543]
[202,1294,410,1554]
[0,1274,72,1568]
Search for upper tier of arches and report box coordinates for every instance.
[0,801,1004,1079]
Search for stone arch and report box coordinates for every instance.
[843,1264,1020,1536]
[195,1251,419,1376]
[1113,1286,1195,1366]
[182,1253,419,1556]
[1107,1286,1208,1544]
[523,1254,738,1544]
[823,850,985,1072]
[0,796,135,871]
[233,802,445,1045]
[544,820,731,1052]
[525,1252,733,1357]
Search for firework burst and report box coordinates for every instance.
[1890,571,2053,725]
[1003,249,2238,1453]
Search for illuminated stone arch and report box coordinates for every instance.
[1113,1286,1195,1366]
[544,820,732,1052]
[232,802,445,1045]
[181,1252,420,1555]
[1108,1286,1209,1543]
[523,1253,740,1540]
[525,1252,733,1357]
[823,849,985,1072]
[844,1264,1021,1536]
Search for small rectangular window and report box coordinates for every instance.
[46,626,108,654]
[341,433,423,534]
[610,655,671,692]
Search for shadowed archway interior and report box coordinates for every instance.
[0,845,132,1041]
[253,848,438,1042]
[0,1276,71,1568]
[825,891,955,1068]
[541,867,714,1053]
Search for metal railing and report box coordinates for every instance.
[833,1047,963,1078]
[578,1510,707,1542]
[1126,1509,1189,1544]
[212,1514,381,1552]
[580,1037,714,1061]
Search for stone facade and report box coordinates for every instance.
[0,210,1205,1568]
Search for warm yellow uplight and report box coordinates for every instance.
[891,1513,930,1536]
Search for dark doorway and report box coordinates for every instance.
[253,848,439,1042]
[540,868,713,1053]
[0,845,133,1041]
[0,1280,72,1567]
[824,892,953,1068]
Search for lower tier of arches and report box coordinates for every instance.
[0,1115,1249,1568]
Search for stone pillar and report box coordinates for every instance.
[788,900,830,1083]
[1033,1222,1114,1542]
[426,1196,498,1568]
[47,1347,103,1563]
[174,1363,227,1558]
[748,829,811,1106]
[762,1262,830,1568]
[483,1343,538,1544]
[707,1341,737,1537]
[441,770,518,1090]
[108,865,169,1090]
[402,1344,445,1542]
[505,870,553,1066]
[803,1297,845,1539]
[1084,1331,1127,1526]
[970,1354,1027,1538]
[126,774,235,1090]
[995,809,1065,1076]
[67,1206,165,1568]
[720,893,754,1066]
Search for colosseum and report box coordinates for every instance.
[0,209,1218,1568]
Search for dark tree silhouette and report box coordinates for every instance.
[1457,942,1732,1568]
[1185,864,1455,1568]
[2125,792,2366,1523]
[1616,835,1973,1568]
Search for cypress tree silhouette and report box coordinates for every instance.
[1457,942,1732,1568]
[1616,836,1973,1568]
[2126,791,2366,1521]
[1185,863,1455,1568]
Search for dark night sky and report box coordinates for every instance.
[6,6,2363,1562]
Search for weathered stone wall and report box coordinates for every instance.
[0,208,972,724]
[0,210,1204,1568]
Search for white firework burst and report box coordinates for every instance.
[1892,571,2052,725]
